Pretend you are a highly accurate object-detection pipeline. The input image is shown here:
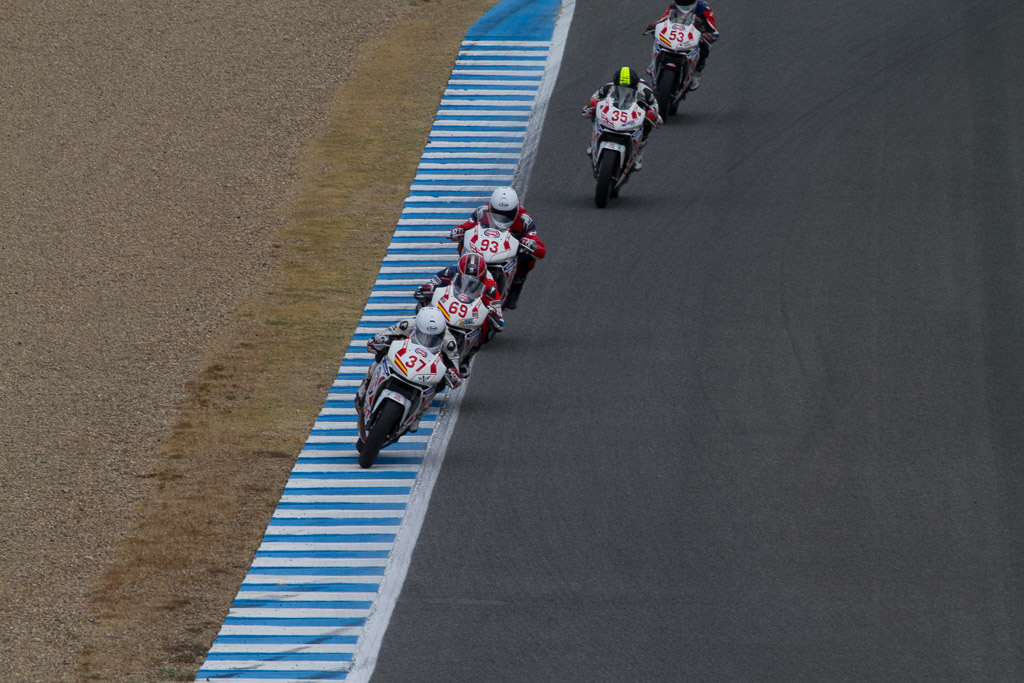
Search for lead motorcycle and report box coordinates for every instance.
[588,84,646,208]
[356,334,451,469]
[645,6,703,117]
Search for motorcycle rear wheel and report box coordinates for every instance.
[359,400,404,469]
[594,151,618,208]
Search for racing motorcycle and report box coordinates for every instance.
[461,213,521,302]
[356,336,450,469]
[645,6,703,117]
[589,85,645,208]
[416,268,494,373]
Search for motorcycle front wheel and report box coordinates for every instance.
[594,151,619,208]
[359,400,404,469]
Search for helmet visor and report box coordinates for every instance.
[487,208,515,230]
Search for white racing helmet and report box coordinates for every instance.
[487,186,519,231]
[412,307,446,352]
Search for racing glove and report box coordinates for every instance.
[449,226,465,242]
[366,333,389,354]
[519,237,538,254]
[414,283,434,304]
[487,304,505,330]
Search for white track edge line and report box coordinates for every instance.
[344,3,576,681]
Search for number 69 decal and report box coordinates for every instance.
[448,299,470,318]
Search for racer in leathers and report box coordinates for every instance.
[447,186,545,310]
[356,307,462,432]
[645,1,719,91]
[413,252,504,376]
[581,66,663,171]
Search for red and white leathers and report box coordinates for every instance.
[648,2,719,78]
[448,204,546,309]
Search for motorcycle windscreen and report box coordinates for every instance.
[452,272,486,301]
[610,85,638,110]
[411,329,443,353]
[668,7,696,24]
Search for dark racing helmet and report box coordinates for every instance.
[673,1,698,12]
[613,66,640,90]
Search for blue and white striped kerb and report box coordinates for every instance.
[196,1,564,680]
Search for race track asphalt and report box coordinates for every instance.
[372,1,1024,679]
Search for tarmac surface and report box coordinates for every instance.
[372,0,1024,680]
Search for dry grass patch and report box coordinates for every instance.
[77,0,498,679]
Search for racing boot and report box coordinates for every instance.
[408,414,421,433]
[504,274,527,310]
[459,350,475,379]
[633,149,644,171]
[354,379,367,412]
[688,68,702,91]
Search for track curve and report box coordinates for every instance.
[373,1,1024,679]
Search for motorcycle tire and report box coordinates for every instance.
[594,151,618,208]
[656,69,676,119]
[359,400,403,469]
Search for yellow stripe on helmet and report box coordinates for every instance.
[618,67,632,85]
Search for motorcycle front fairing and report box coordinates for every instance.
[591,90,644,175]
[462,214,520,300]
[651,17,702,91]
[358,340,444,445]
[430,284,487,358]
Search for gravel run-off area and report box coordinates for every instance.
[0,0,467,679]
